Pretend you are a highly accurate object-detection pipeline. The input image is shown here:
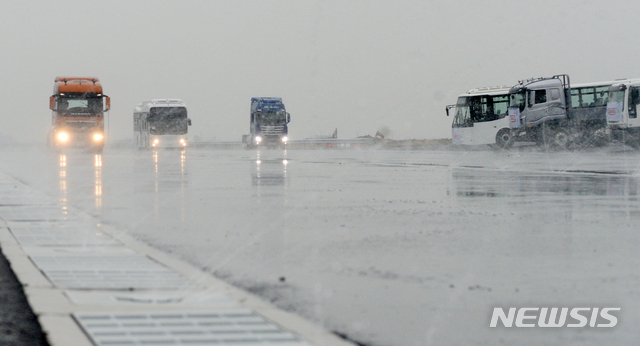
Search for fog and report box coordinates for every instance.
[2,1,640,142]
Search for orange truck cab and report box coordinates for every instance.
[49,77,110,152]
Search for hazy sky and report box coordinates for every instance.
[2,0,640,143]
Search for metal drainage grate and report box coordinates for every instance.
[65,291,240,309]
[29,253,196,290]
[8,222,119,246]
[74,311,310,345]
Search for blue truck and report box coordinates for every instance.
[243,97,290,148]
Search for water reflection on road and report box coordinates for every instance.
[453,168,639,198]
[58,154,67,216]
[94,154,102,211]
[252,149,289,188]
[4,147,640,346]
[135,149,188,223]
[452,167,640,221]
[56,153,104,216]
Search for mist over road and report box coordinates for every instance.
[1,145,639,345]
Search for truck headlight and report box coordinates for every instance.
[281,136,288,143]
[93,133,104,141]
[255,136,262,143]
[57,132,69,142]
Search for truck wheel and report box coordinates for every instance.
[551,129,571,150]
[622,132,640,149]
[495,129,514,148]
[591,128,609,147]
[539,124,568,150]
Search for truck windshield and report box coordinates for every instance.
[57,94,103,116]
[149,107,188,135]
[255,111,287,126]
[509,91,526,112]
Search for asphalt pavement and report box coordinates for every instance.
[2,144,640,345]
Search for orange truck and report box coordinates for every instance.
[49,77,110,152]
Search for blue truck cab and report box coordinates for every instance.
[246,97,290,147]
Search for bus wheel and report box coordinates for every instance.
[495,129,514,148]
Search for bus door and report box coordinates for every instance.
[628,86,640,129]
[451,103,476,145]
[142,114,150,147]
[470,95,510,145]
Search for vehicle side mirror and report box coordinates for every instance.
[50,96,55,110]
[287,113,290,123]
[188,118,192,126]
[105,96,111,111]
[446,105,455,116]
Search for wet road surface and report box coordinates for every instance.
[1,145,639,345]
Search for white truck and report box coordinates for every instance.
[508,75,614,148]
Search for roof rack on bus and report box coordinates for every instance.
[466,85,511,94]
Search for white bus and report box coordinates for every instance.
[446,86,513,148]
[606,79,640,147]
[133,99,191,148]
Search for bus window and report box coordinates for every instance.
[594,86,609,106]
[571,87,601,108]
[480,97,491,121]
[469,98,481,122]
[571,89,580,108]
[580,87,596,107]
[493,95,509,119]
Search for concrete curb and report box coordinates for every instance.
[0,172,352,346]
